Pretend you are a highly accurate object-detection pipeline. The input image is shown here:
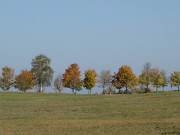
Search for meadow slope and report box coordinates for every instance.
[0,91,180,135]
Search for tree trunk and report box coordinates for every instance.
[40,82,43,92]
[90,89,91,94]
[72,88,74,94]
[163,87,164,91]
[125,87,128,94]
[178,85,179,91]
[103,86,105,94]
[156,87,158,92]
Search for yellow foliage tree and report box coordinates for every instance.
[83,69,98,94]
[150,68,164,92]
[113,65,139,93]
[14,70,35,92]
[0,66,15,91]
[170,71,180,91]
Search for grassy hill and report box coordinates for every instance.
[0,91,180,135]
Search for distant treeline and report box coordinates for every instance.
[0,54,179,94]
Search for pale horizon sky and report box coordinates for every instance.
[0,0,180,93]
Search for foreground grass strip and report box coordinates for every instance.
[0,91,180,135]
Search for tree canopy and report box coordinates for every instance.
[0,66,15,91]
[170,71,180,91]
[98,70,112,93]
[114,65,139,93]
[14,70,35,92]
[62,63,83,94]
[31,54,54,92]
[150,68,164,92]
[54,74,64,93]
[83,69,98,94]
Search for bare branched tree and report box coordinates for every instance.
[54,74,64,93]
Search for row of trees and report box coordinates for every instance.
[0,54,180,94]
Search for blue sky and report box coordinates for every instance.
[0,0,180,93]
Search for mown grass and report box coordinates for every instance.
[0,91,180,135]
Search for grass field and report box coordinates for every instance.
[0,91,180,135]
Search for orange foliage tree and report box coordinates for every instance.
[113,65,139,93]
[62,63,83,94]
[14,70,35,92]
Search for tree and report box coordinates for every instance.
[62,63,82,94]
[170,71,180,91]
[14,70,35,92]
[141,62,152,89]
[150,68,164,92]
[83,69,98,94]
[31,54,54,92]
[98,70,112,93]
[161,70,168,91]
[54,74,64,93]
[139,72,148,88]
[112,71,123,94]
[113,65,139,93]
[0,66,15,91]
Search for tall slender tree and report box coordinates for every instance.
[140,62,152,89]
[62,63,82,94]
[0,66,15,91]
[83,69,98,94]
[98,70,112,93]
[54,74,64,93]
[161,70,168,91]
[31,54,54,92]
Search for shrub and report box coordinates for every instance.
[131,87,154,94]
[102,88,116,94]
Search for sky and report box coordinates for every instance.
[0,0,180,93]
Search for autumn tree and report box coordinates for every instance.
[113,65,139,93]
[62,63,82,94]
[31,54,54,92]
[170,71,180,91]
[54,74,64,93]
[150,68,164,92]
[0,66,15,91]
[161,70,168,91]
[98,70,112,93]
[139,62,152,89]
[112,71,123,94]
[14,70,35,92]
[83,69,98,94]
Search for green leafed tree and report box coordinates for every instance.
[31,54,54,92]
[14,70,35,92]
[139,62,152,89]
[54,74,64,93]
[0,66,15,91]
[139,72,149,88]
[170,71,180,91]
[83,69,98,94]
[161,70,168,91]
[150,68,164,92]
